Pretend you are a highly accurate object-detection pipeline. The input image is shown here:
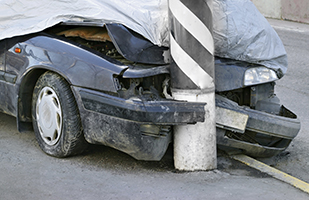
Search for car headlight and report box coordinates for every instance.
[244,67,278,86]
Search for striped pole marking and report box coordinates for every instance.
[169,0,214,55]
[170,34,213,89]
[169,0,214,90]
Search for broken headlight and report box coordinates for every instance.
[244,67,278,86]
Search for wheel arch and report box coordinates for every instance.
[16,68,72,132]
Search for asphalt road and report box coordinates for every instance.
[258,19,309,183]
[1,19,309,199]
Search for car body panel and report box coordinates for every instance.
[106,24,169,65]
[9,35,128,92]
[215,57,248,92]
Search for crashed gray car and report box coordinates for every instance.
[0,22,300,161]
[0,23,206,161]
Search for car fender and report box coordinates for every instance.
[12,35,128,93]
[10,35,127,132]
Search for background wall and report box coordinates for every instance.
[251,0,309,24]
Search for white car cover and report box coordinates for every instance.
[0,0,169,46]
[0,0,287,76]
[213,0,288,77]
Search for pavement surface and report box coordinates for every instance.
[1,18,309,200]
[258,18,309,183]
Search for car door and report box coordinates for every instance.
[0,38,21,116]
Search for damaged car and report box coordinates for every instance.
[0,0,300,161]
[1,22,300,161]
[0,23,206,161]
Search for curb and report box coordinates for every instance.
[267,18,309,34]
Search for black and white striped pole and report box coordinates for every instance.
[169,0,216,171]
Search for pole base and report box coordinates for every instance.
[172,89,217,171]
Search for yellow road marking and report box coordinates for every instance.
[231,154,309,194]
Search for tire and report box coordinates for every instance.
[32,71,88,157]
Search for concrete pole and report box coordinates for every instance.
[168,0,216,171]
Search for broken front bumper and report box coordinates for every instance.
[74,87,206,161]
[216,95,300,157]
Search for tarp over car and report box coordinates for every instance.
[0,0,169,46]
[213,0,288,77]
[0,0,287,76]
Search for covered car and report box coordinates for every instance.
[0,0,300,160]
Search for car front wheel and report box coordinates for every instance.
[32,71,87,157]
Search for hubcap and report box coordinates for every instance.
[36,86,62,145]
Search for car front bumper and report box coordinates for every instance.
[73,86,206,161]
[216,95,300,157]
